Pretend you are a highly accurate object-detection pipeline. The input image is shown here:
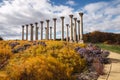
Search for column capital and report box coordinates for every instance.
[30,24,34,28]
[66,24,69,27]
[60,16,64,19]
[35,22,38,25]
[30,23,33,26]
[50,26,52,29]
[40,21,44,23]
[22,25,24,28]
[77,20,80,23]
[74,17,77,21]
[46,20,50,22]
[79,12,84,16]
[53,18,57,21]
[26,24,29,27]
[69,14,73,18]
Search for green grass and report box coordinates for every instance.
[96,43,120,54]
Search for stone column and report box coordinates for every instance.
[35,22,39,40]
[30,24,34,41]
[74,18,77,42]
[26,24,28,40]
[79,12,84,43]
[60,16,65,41]
[22,25,24,40]
[69,15,73,42]
[46,20,50,40]
[40,21,44,40]
[53,18,57,40]
[50,27,52,40]
[66,24,69,42]
[45,27,47,40]
[77,20,80,42]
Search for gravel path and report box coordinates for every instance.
[98,52,120,80]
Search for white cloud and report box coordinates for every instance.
[66,0,76,6]
[83,0,120,33]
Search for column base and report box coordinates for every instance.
[74,41,77,43]
[69,40,73,43]
[78,40,84,43]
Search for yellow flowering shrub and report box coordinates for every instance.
[6,55,74,80]
[0,40,87,80]
[0,41,12,63]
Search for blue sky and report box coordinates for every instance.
[0,0,120,40]
[51,0,111,7]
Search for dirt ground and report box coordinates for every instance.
[98,52,120,80]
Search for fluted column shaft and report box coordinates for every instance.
[77,20,80,41]
[50,27,52,40]
[53,18,57,40]
[45,27,47,40]
[26,25,28,40]
[60,16,65,41]
[79,13,84,41]
[46,20,50,40]
[66,24,69,42]
[40,21,44,40]
[30,24,34,41]
[35,22,38,40]
[69,15,73,42]
[22,25,24,40]
[74,18,77,42]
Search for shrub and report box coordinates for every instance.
[0,44,12,63]
[92,57,104,75]
[0,41,12,69]
[6,56,75,80]
[58,47,86,73]
[0,40,88,80]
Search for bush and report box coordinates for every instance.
[0,42,12,63]
[76,43,110,75]
[84,31,120,45]
[1,41,87,80]
[6,56,75,80]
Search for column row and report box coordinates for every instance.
[21,12,84,43]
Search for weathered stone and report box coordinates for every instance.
[77,20,80,41]
[35,22,39,40]
[46,20,50,40]
[73,18,77,42]
[12,46,25,53]
[30,24,34,41]
[79,12,84,43]
[23,44,31,49]
[9,42,20,49]
[50,27,52,40]
[26,24,29,40]
[69,15,74,42]
[66,24,69,42]
[60,16,65,41]
[53,18,57,40]
[40,21,44,40]
[22,25,24,40]
[45,27,47,40]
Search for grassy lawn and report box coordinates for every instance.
[96,43,120,54]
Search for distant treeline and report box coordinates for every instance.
[84,31,120,45]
